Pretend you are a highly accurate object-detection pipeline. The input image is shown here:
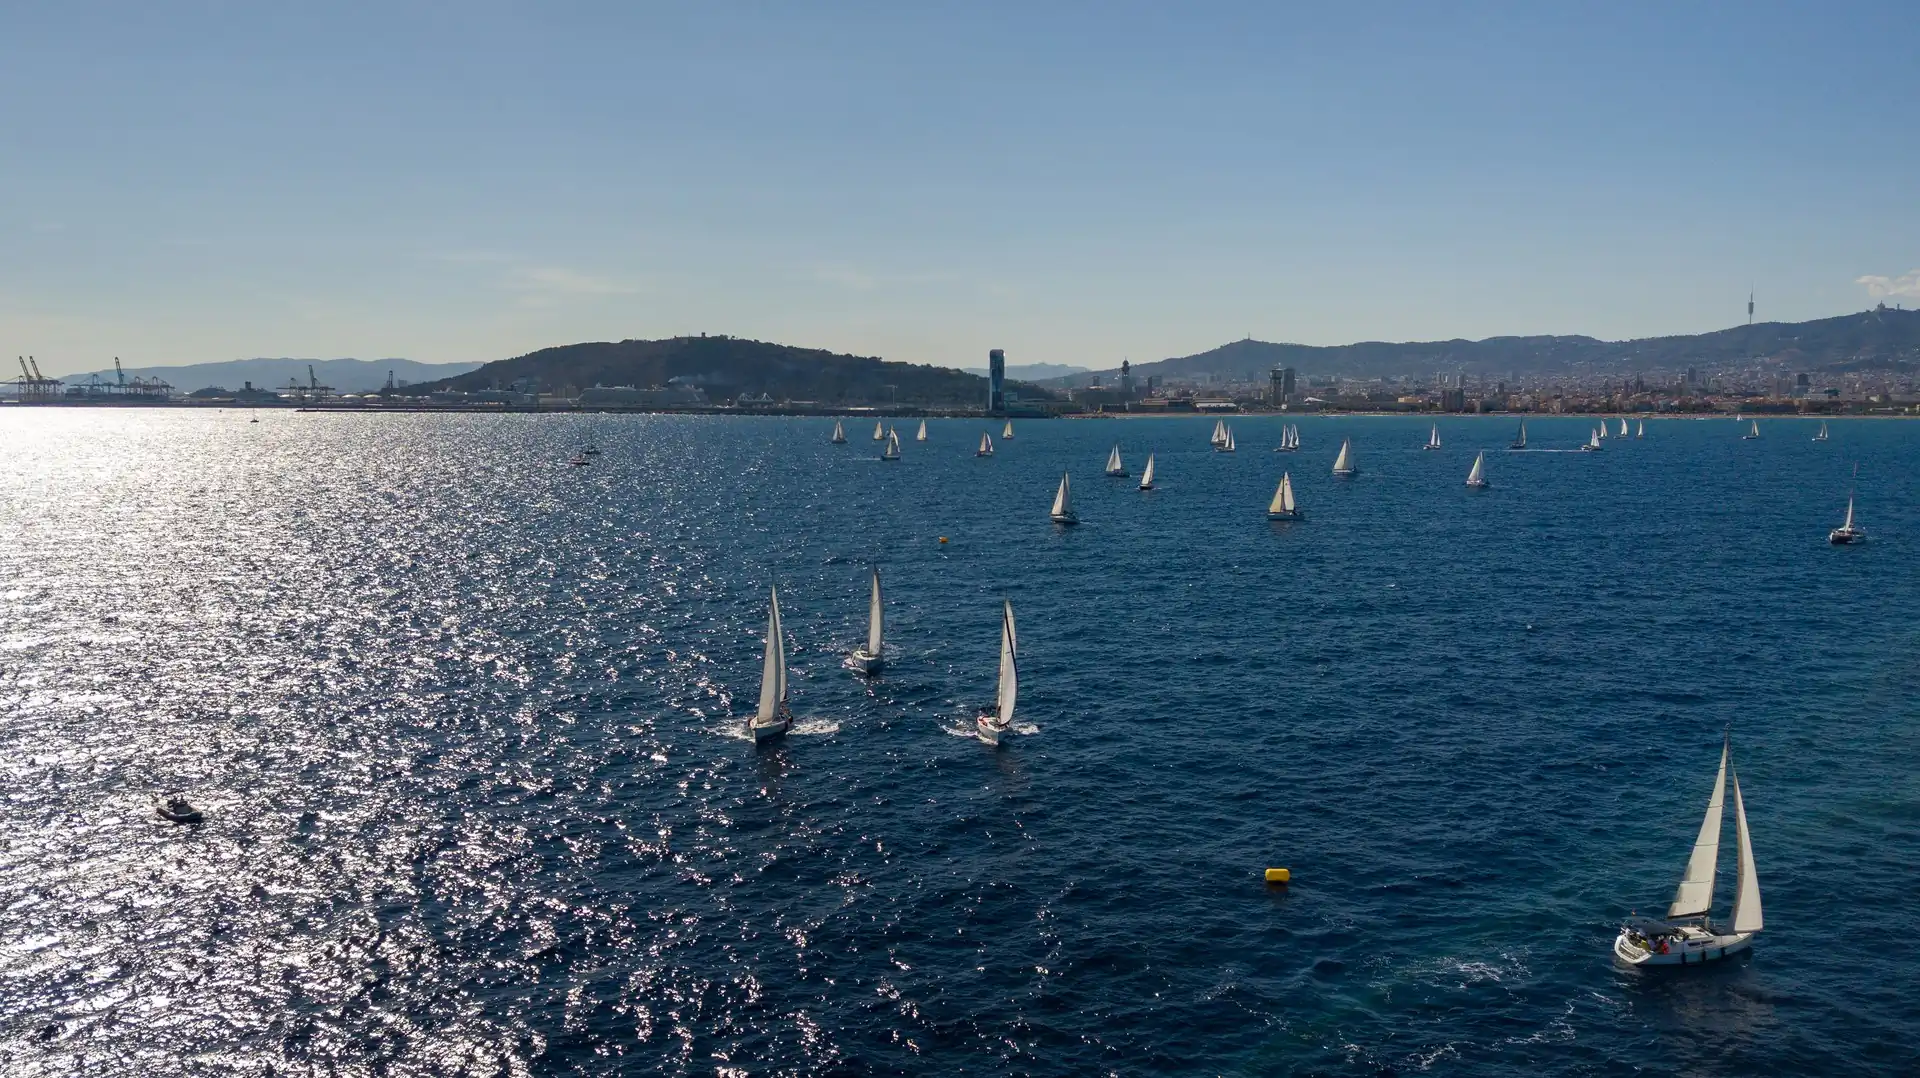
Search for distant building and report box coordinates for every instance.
[1440,387,1466,412]
[1119,360,1133,399]
[988,349,1006,413]
[1269,366,1296,405]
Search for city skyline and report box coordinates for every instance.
[4,3,1916,378]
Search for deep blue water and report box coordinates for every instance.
[3,409,1918,1076]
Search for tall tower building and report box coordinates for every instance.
[988,349,1006,413]
[1119,360,1133,399]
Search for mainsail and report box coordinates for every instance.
[1051,472,1073,518]
[1140,454,1155,489]
[995,601,1019,725]
[754,587,787,725]
[866,569,884,657]
[1269,472,1296,514]
[1730,768,1764,933]
[1332,438,1353,474]
[1466,451,1485,486]
[1668,739,1730,919]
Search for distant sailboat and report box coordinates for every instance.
[1830,465,1864,544]
[1597,422,1608,440]
[748,587,793,743]
[977,432,995,457]
[848,568,885,674]
[1267,471,1301,521]
[1581,428,1603,452]
[831,419,847,444]
[880,429,901,460]
[1104,444,1129,477]
[1332,437,1357,476]
[1210,419,1228,448]
[568,452,590,467]
[1465,450,1489,489]
[1273,424,1299,452]
[1636,420,1645,439]
[1215,426,1236,453]
[1139,454,1156,490]
[916,419,928,442]
[1509,421,1527,450]
[1743,419,1760,440]
[1049,472,1078,525]
[975,600,1019,745]
[1003,421,1015,440]
[873,420,886,441]
[1613,733,1763,966]
[1619,418,1629,437]
[1424,425,1442,451]
[1813,421,1829,442]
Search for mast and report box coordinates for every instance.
[1668,737,1730,920]
[1729,767,1764,933]
[996,601,1019,725]
[866,569,884,656]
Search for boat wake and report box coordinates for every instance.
[791,718,841,736]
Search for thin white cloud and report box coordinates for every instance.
[519,266,643,297]
[1856,270,1920,299]
[804,262,880,291]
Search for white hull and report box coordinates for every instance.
[1466,479,1488,489]
[1614,926,1753,967]
[1050,513,1078,526]
[976,714,1009,745]
[1332,468,1356,476]
[1829,527,1863,545]
[1267,509,1302,521]
[848,650,883,675]
[750,718,791,743]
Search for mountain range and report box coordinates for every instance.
[1044,307,1920,387]
[67,357,481,393]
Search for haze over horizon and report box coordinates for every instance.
[4,2,1915,379]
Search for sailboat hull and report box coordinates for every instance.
[1106,469,1129,477]
[1466,480,1489,489]
[1267,509,1302,521]
[749,718,791,743]
[847,650,884,675]
[976,714,1009,745]
[1828,528,1863,545]
[1613,927,1754,967]
[1050,513,1079,526]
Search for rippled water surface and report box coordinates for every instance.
[3,409,1918,1076]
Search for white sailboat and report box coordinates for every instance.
[1003,420,1015,440]
[1830,466,1864,544]
[1636,420,1645,439]
[880,429,901,460]
[1210,419,1228,448]
[1424,425,1442,451]
[830,419,847,444]
[1139,454,1156,491]
[847,568,885,674]
[1581,428,1603,452]
[916,419,928,442]
[1332,437,1357,476]
[1742,419,1760,440]
[1509,421,1527,450]
[1465,450,1489,489]
[1215,426,1236,453]
[1049,472,1078,525]
[1619,418,1629,437]
[873,420,886,441]
[977,431,995,457]
[1273,424,1299,452]
[975,600,1018,745]
[748,587,793,743]
[1813,421,1829,442]
[1104,444,1128,477]
[1613,734,1763,966]
[1597,422,1608,440]
[1267,471,1301,521]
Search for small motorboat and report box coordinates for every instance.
[154,793,204,824]
[567,453,590,466]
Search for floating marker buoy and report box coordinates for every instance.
[1264,868,1290,884]
[938,537,948,544]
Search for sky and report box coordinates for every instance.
[2,1,1916,377]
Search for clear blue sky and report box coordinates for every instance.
[3,2,1914,376]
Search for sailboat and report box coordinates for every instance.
[1209,419,1228,448]
[847,568,885,674]
[1139,454,1156,491]
[1267,472,1301,521]
[1214,426,1236,453]
[1465,450,1489,489]
[916,419,928,442]
[1613,733,1763,966]
[977,432,995,457]
[1830,466,1864,544]
[747,587,793,743]
[873,420,886,441]
[1636,420,1645,439]
[1619,418,1629,437]
[1003,420,1015,440]
[880,429,901,460]
[975,600,1018,745]
[1424,425,1442,451]
[1581,428,1603,452]
[1331,437,1357,476]
[1813,421,1830,442]
[1104,444,1128,477]
[1509,421,1527,450]
[1742,419,1760,440]
[1597,422,1608,440]
[830,419,847,444]
[1049,472,1078,525]
[1273,425,1299,452]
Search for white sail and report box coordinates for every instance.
[1211,419,1226,445]
[1332,437,1352,474]
[995,600,1018,725]
[1004,421,1015,439]
[1817,421,1829,440]
[1597,423,1606,440]
[1140,454,1155,489]
[831,420,845,442]
[1051,472,1073,518]
[1106,445,1122,473]
[1668,739,1730,919]
[979,432,993,455]
[916,420,928,441]
[1269,472,1296,514]
[1428,425,1440,448]
[1589,430,1601,449]
[1619,418,1629,436]
[1842,496,1855,530]
[1287,425,1299,449]
[1636,420,1644,438]
[1751,420,1760,437]
[1466,451,1485,485]
[882,430,901,458]
[1224,427,1236,451]
[1730,769,1764,933]
[866,569,884,656]
[754,587,787,724]
[1515,421,1527,447]
[873,421,885,440]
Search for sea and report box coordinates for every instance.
[2,409,1917,1076]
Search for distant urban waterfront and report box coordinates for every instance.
[2,409,1916,1075]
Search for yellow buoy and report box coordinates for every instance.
[1264,868,1290,884]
